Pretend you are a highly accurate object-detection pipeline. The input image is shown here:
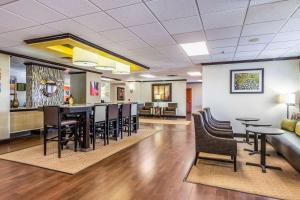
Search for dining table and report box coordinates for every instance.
[236,117,260,144]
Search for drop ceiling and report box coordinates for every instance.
[0,0,300,82]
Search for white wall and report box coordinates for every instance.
[187,83,202,112]
[10,64,26,107]
[203,60,300,133]
[0,54,10,139]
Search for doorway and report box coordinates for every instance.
[186,88,192,113]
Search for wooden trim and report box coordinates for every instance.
[0,50,103,74]
[201,56,300,66]
[102,76,122,81]
[24,62,65,71]
[24,33,150,70]
[69,72,86,75]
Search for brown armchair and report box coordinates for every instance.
[203,108,232,129]
[139,102,153,116]
[193,112,237,172]
[163,103,177,116]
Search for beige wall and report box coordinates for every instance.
[70,73,86,104]
[0,54,10,139]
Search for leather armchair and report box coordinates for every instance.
[203,108,232,129]
[139,102,153,116]
[163,103,177,116]
[193,113,237,172]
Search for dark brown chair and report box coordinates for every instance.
[130,103,139,133]
[91,105,107,150]
[119,104,131,137]
[200,111,234,139]
[202,110,233,132]
[193,112,237,172]
[163,103,177,117]
[107,104,119,144]
[139,102,153,116]
[43,106,78,158]
[203,108,232,129]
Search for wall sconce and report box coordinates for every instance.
[279,93,296,118]
[128,83,134,93]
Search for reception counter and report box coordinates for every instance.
[10,108,43,134]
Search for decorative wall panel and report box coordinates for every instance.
[26,64,64,107]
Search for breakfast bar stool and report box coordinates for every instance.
[91,105,107,149]
[106,104,119,144]
[43,106,78,158]
[119,104,131,137]
[130,103,138,133]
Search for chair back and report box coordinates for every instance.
[94,105,106,122]
[131,103,138,116]
[107,104,119,120]
[43,106,60,127]
[168,103,177,108]
[121,104,131,118]
[144,102,154,109]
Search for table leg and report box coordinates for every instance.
[81,111,91,151]
[242,124,253,145]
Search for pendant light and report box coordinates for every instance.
[95,55,115,71]
[73,47,98,67]
[112,62,130,75]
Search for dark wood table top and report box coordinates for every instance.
[236,117,260,121]
[242,121,272,127]
[246,127,285,135]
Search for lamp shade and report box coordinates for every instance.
[112,62,130,75]
[73,47,98,67]
[95,56,116,71]
[280,93,296,104]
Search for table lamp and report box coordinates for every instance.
[280,93,296,118]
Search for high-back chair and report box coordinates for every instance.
[91,105,107,149]
[119,104,131,137]
[130,103,138,133]
[203,108,232,130]
[203,108,231,127]
[107,104,119,143]
[43,106,78,158]
[193,112,237,172]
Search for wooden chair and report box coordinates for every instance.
[43,106,78,158]
[119,104,131,137]
[139,102,153,116]
[130,103,138,133]
[106,104,119,144]
[193,112,237,172]
[90,105,107,150]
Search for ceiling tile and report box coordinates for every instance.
[206,38,239,48]
[206,26,242,40]
[202,8,246,29]
[235,51,260,58]
[3,0,66,24]
[241,20,284,36]
[90,0,141,10]
[196,0,249,14]
[250,0,283,6]
[0,8,37,33]
[37,0,100,17]
[0,25,61,42]
[239,34,275,45]
[100,28,139,42]
[280,18,300,32]
[155,45,188,59]
[0,36,21,48]
[265,40,300,50]
[283,48,300,57]
[129,22,175,46]
[172,31,205,43]
[258,49,288,58]
[0,0,18,6]
[162,16,202,35]
[78,32,113,46]
[236,43,266,52]
[46,19,94,36]
[74,12,122,32]
[107,3,156,27]
[245,0,299,24]
[292,6,300,18]
[209,46,236,55]
[273,30,300,42]
[145,0,198,21]
[118,38,150,50]
[211,53,234,60]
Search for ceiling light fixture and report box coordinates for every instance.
[95,55,116,71]
[140,74,155,78]
[180,42,209,56]
[72,47,98,67]
[187,71,202,76]
[112,62,130,75]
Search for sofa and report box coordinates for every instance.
[267,130,300,172]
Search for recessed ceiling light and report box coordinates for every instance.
[187,71,202,76]
[248,38,259,43]
[180,42,209,56]
[140,74,155,78]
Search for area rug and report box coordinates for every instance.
[186,143,300,199]
[139,118,191,125]
[0,129,160,175]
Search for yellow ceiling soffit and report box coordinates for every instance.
[28,38,144,72]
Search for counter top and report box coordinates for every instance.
[10,107,38,112]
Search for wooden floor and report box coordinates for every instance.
[0,122,275,200]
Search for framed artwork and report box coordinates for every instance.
[152,83,172,102]
[117,87,125,101]
[230,68,264,94]
[90,81,99,96]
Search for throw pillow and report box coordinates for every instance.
[295,122,300,136]
[281,119,297,132]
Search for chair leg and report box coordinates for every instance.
[233,156,237,172]
[194,152,198,165]
[74,124,78,152]
[58,128,61,158]
[44,126,47,156]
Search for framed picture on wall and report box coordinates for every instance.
[117,87,125,101]
[152,83,172,102]
[230,68,264,94]
[90,81,99,96]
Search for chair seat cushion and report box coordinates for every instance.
[61,120,78,126]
